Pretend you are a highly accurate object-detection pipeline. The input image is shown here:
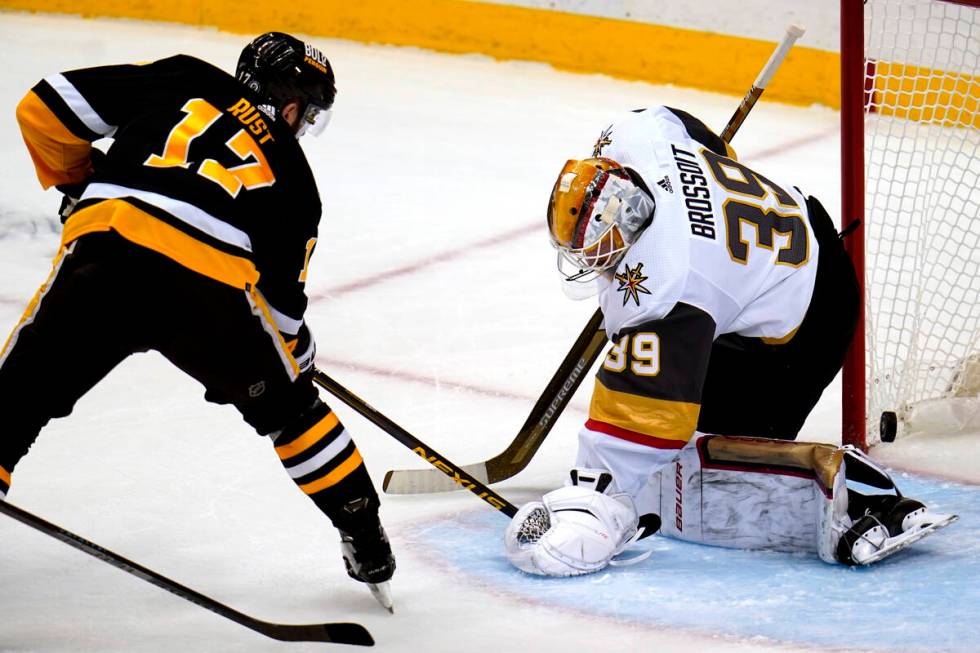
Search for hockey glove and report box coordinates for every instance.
[55,181,86,221]
[504,471,641,577]
[283,321,316,373]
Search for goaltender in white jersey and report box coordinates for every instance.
[505,106,955,576]
[594,106,817,347]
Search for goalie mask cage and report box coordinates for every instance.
[841,0,980,449]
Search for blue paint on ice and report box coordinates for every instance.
[406,473,979,651]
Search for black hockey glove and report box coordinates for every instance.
[55,182,86,222]
[284,321,316,373]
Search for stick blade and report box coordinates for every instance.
[383,463,490,494]
[266,622,375,646]
[0,501,375,647]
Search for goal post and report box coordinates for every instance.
[841,0,980,449]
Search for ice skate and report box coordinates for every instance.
[340,523,396,613]
[837,495,958,566]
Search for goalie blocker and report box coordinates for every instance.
[506,435,956,575]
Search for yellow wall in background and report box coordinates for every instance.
[0,0,841,108]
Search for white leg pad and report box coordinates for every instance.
[644,434,849,561]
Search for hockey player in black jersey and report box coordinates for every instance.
[1,32,395,608]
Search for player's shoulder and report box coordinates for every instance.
[149,54,228,76]
[605,105,690,134]
[616,107,733,158]
[135,54,238,94]
[593,106,722,168]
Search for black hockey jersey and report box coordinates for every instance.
[16,55,320,338]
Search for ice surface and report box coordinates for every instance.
[414,474,977,652]
[0,12,976,653]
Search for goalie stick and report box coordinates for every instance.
[0,500,374,646]
[312,369,519,517]
[383,308,606,494]
[721,23,807,142]
[382,23,808,494]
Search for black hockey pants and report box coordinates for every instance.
[0,231,385,530]
[0,229,328,468]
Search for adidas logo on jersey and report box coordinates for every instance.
[657,175,673,194]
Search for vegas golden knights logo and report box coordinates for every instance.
[615,262,651,306]
[592,126,613,157]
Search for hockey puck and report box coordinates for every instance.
[879,411,898,443]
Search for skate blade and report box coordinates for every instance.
[857,513,958,566]
[368,581,394,613]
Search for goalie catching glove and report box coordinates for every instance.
[504,468,659,576]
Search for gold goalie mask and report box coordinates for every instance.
[546,157,655,286]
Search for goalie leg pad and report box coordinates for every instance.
[645,435,843,556]
[637,436,955,565]
[504,484,639,577]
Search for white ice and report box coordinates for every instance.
[0,13,977,653]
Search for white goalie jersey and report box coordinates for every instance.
[577,106,818,500]
[579,106,822,494]
[594,106,819,342]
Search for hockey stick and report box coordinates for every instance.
[312,369,519,518]
[721,23,807,142]
[383,308,606,494]
[382,24,807,494]
[0,500,374,646]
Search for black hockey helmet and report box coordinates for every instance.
[237,32,336,135]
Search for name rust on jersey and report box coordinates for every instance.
[671,144,716,241]
[227,98,275,145]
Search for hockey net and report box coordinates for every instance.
[841,0,980,448]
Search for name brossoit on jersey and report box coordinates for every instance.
[584,105,820,453]
[16,54,320,338]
